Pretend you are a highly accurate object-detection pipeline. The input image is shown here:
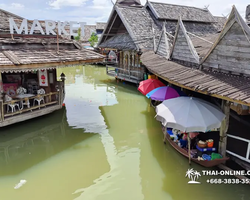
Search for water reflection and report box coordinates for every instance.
[0,108,94,176]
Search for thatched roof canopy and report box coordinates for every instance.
[0,36,104,72]
[141,51,250,106]
[147,1,215,23]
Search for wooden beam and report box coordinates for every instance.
[186,32,213,44]
[104,13,118,42]
[219,100,230,158]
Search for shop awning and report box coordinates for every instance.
[0,36,105,73]
[141,51,250,106]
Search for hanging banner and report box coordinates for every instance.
[38,70,48,87]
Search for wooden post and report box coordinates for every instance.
[188,133,191,164]
[0,100,3,122]
[0,71,3,101]
[219,100,230,158]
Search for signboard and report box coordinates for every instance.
[38,70,48,87]
[9,18,86,37]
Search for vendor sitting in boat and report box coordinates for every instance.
[172,129,199,149]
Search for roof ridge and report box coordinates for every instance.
[0,8,23,19]
[148,1,210,12]
[116,4,144,9]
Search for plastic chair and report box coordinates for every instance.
[5,95,20,113]
[33,88,45,108]
[16,87,30,109]
[16,87,27,95]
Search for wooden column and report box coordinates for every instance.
[188,133,191,164]
[0,71,3,122]
[0,71,3,100]
[219,100,230,158]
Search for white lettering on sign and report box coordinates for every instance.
[9,18,86,36]
[9,18,28,34]
[45,20,56,35]
[30,19,45,35]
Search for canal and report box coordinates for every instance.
[0,65,249,200]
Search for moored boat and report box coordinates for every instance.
[162,129,230,168]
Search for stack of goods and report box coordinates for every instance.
[196,139,222,160]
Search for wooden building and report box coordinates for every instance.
[0,9,104,127]
[98,0,225,84]
[140,5,250,168]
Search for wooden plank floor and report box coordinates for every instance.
[0,105,61,127]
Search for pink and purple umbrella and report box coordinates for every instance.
[146,86,180,101]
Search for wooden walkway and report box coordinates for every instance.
[106,66,143,84]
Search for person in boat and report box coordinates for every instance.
[176,132,200,149]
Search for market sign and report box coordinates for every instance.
[9,18,86,37]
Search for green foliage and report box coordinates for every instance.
[74,28,81,41]
[88,32,98,47]
[74,35,80,41]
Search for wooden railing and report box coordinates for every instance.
[106,65,144,80]
[0,91,61,121]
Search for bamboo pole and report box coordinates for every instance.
[188,133,191,164]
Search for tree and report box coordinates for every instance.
[74,28,81,41]
[88,32,98,47]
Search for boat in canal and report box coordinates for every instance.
[162,129,229,167]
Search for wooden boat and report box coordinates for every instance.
[150,99,162,108]
[163,130,230,168]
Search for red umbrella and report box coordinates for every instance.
[138,79,165,95]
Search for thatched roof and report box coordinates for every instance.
[98,1,226,52]
[98,5,162,50]
[96,22,106,30]
[141,51,250,106]
[147,1,215,23]
[190,33,219,58]
[0,36,104,72]
[82,25,96,42]
[116,0,142,6]
[99,33,136,50]
[213,16,227,30]
[0,8,23,34]
[116,5,161,49]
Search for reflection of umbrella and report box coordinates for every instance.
[155,97,225,133]
[146,86,180,101]
[138,79,165,95]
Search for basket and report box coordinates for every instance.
[198,141,207,148]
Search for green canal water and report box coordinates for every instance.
[0,65,249,200]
